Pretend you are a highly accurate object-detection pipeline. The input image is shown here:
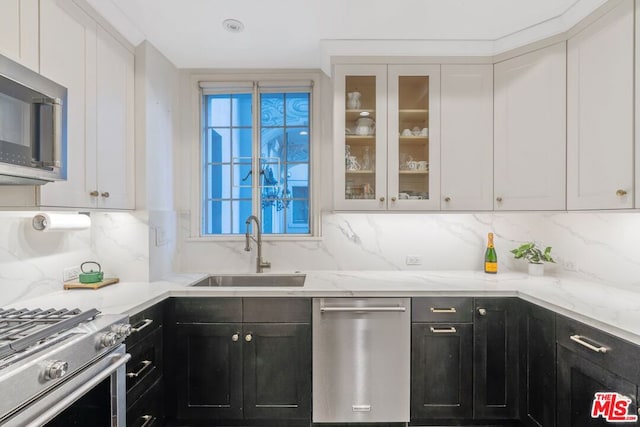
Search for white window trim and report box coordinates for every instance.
[188,71,323,241]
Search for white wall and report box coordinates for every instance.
[135,41,180,280]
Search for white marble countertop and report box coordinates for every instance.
[7,271,640,346]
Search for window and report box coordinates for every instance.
[201,81,313,236]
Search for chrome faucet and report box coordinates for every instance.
[244,215,271,273]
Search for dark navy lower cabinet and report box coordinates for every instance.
[411,321,473,420]
[519,301,556,427]
[165,297,311,427]
[556,315,640,427]
[473,298,520,420]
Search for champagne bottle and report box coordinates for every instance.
[484,232,497,274]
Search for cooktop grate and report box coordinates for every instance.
[0,307,100,359]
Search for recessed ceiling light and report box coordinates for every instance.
[222,19,244,33]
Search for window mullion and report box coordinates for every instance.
[252,82,260,226]
[201,89,208,235]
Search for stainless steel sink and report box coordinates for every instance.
[191,274,306,287]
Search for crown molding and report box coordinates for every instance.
[321,0,616,75]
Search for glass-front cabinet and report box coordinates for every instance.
[334,64,440,210]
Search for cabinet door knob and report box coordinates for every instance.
[391,197,397,202]
[616,189,627,197]
[90,191,99,197]
[444,196,451,202]
[231,333,239,342]
[101,192,110,198]
[379,197,385,202]
[496,197,503,203]
[245,333,253,342]
[478,308,487,316]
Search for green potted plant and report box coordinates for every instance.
[510,242,555,276]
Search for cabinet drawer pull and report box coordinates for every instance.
[430,307,457,313]
[430,327,457,334]
[444,196,451,202]
[616,189,627,197]
[127,360,152,378]
[101,191,110,198]
[245,333,253,342]
[570,335,608,353]
[131,318,153,333]
[232,333,239,342]
[379,197,385,202]
[478,308,487,316]
[89,190,99,197]
[496,197,503,202]
[140,414,155,427]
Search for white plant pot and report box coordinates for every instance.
[528,263,545,276]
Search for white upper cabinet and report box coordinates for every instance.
[333,64,440,211]
[38,0,134,209]
[0,0,39,71]
[94,26,135,209]
[494,42,567,211]
[387,64,441,211]
[334,64,388,211]
[38,0,93,208]
[567,0,634,210]
[440,64,493,211]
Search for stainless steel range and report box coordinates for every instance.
[0,307,131,426]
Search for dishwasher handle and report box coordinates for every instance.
[320,306,407,313]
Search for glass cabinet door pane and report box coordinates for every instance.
[344,75,376,200]
[397,76,429,201]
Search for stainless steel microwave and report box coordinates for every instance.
[0,53,67,185]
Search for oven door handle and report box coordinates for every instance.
[25,352,131,427]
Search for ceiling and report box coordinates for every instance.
[85,0,606,71]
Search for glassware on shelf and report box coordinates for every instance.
[345,144,351,168]
[347,92,362,109]
[363,182,374,199]
[362,146,371,171]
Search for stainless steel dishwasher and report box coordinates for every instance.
[312,297,411,423]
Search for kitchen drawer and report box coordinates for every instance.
[243,298,311,323]
[556,315,640,384]
[126,325,163,407]
[172,297,242,323]
[412,297,473,323]
[127,301,164,349]
[127,377,164,427]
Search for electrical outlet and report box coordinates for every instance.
[406,255,423,266]
[63,266,81,282]
[562,260,577,272]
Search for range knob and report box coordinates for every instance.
[100,331,118,348]
[45,360,68,380]
[112,323,132,339]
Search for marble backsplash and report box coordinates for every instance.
[177,211,640,292]
[0,211,150,306]
[2,209,640,307]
